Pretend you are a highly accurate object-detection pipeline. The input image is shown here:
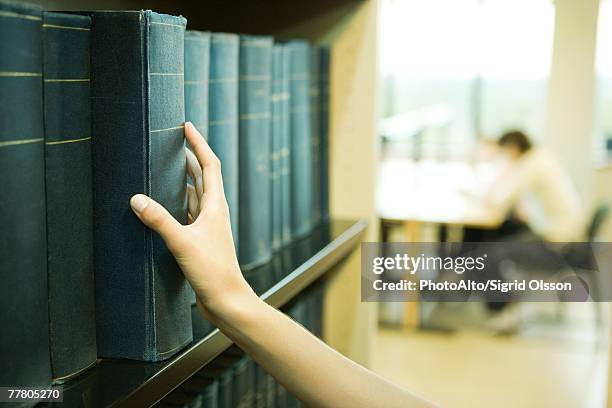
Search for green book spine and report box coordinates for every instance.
[309,47,321,226]
[280,45,292,246]
[271,44,284,251]
[209,33,240,252]
[184,30,210,306]
[185,30,210,138]
[90,10,191,362]
[319,46,331,222]
[288,40,313,239]
[238,35,273,269]
[0,0,52,390]
[43,11,97,382]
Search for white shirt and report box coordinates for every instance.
[487,149,584,242]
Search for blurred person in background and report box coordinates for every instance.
[466,130,584,242]
[464,130,585,331]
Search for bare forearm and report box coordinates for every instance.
[208,292,433,408]
[130,123,433,408]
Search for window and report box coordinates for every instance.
[379,0,555,159]
[595,0,612,160]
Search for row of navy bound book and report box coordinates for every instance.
[0,0,330,389]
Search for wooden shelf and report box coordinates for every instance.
[56,219,366,407]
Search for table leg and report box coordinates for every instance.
[402,220,421,329]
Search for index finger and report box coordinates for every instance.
[184,122,224,199]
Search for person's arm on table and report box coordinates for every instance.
[129,122,434,408]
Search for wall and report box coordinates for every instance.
[544,0,599,203]
[323,0,380,367]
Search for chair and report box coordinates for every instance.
[586,204,610,241]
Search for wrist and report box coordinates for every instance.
[200,275,261,330]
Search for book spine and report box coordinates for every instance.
[280,45,292,246]
[288,41,313,239]
[42,11,96,382]
[238,35,273,269]
[184,30,210,306]
[265,371,277,408]
[185,30,210,138]
[209,33,240,251]
[309,47,321,226]
[0,0,52,390]
[271,45,283,251]
[255,364,276,408]
[90,10,191,362]
[217,369,233,408]
[146,11,191,361]
[276,383,289,408]
[201,379,219,407]
[232,357,249,407]
[319,46,331,222]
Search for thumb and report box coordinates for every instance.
[130,194,183,248]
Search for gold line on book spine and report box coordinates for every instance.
[0,138,43,148]
[46,136,91,145]
[239,112,271,120]
[209,119,237,126]
[150,125,185,133]
[0,10,42,21]
[239,75,271,81]
[209,77,237,83]
[149,72,184,76]
[0,71,42,77]
[42,24,90,31]
[44,78,90,83]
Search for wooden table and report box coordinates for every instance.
[376,158,504,327]
[377,158,503,238]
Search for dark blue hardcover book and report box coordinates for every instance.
[200,379,218,408]
[0,0,52,390]
[185,30,210,306]
[238,35,273,269]
[271,45,283,251]
[265,372,277,408]
[185,30,210,138]
[276,383,289,408]
[209,33,239,250]
[287,40,313,239]
[318,46,331,222]
[279,45,292,246]
[89,10,191,361]
[181,375,219,408]
[201,364,233,408]
[309,47,321,227]
[255,364,276,408]
[42,11,97,382]
[232,356,253,408]
[312,281,325,338]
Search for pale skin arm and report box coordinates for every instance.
[129,122,434,408]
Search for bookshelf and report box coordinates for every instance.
[56,219,366,407]
[31,0,380,402]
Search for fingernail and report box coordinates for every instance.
[185,121,193,129]
[130,194,149,212]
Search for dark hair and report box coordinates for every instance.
[498,130,532,154]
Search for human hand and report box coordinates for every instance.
[129,122,254,322]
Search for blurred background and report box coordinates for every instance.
[372,0,612,406]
